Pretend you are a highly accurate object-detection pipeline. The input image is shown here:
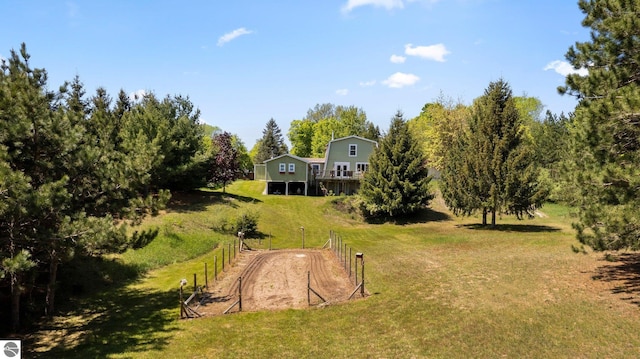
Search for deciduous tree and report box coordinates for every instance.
[209,131,241,192]
[289,104,380,158]
[408,94,469,171]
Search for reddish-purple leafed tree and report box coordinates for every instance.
[210,131,241,192]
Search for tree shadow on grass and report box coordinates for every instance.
[168,189,261,213]
[25,257,180,358]
[458,223,561,233]
[592,253,640,307]
[365,207,452,225]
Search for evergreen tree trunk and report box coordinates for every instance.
[45,250,58,316]
[482,208,487,225]
[491,210,496,227]
[10,274,21,332]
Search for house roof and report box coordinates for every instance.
[305,157,325,163]
[263,136,378,165]
[263,153,309,164]
[328,135,378,146]
[323,135,378,164]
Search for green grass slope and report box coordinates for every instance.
[28,180,640,358]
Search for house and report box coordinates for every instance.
[261,153,310,195]
[257,135,378,196]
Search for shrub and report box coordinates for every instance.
[234,211,259,238]
[212,210,260,238]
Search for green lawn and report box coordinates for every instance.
[28,180,640,358]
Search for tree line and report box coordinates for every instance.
[2,0,639,334]
[249,0,640,255]
[0,44,250,332]
[359,0,640,255]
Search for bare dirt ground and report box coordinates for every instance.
[194,249,359,316]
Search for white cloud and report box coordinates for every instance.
[382,72,420,88]
[341,0,440,13]
[66,1,80,18]
[404,43,450,62]
[390,54,406,64]
[129,89,147,102]
[360,80,376,87]
[336,89,349,96]
[217,27,253,46]
[342,0,404,13]
[544,60,588,77]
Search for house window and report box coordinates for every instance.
[288,163,295,173]
[349,144,357,157]
[279,163,286,173]
[334,162,349,178]
[356,162,369,173]
[311,164,320,175]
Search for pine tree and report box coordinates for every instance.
[254,118,288,163]
[119,93,206,191]
[359,111,433,218]
[531,111,572,203]
[559,0,640,250]
[0,44,168,331]
[441,132,479,218]
[441,79,545,226]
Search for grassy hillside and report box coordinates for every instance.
[28,180,640,358]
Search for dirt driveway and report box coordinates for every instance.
[196,249,358,316]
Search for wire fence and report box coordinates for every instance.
[180,230,365,318]
[327,230,366,298]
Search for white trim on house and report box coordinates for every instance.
[334,161,350,178]
[348,143,357,157]
[355,162,369,174]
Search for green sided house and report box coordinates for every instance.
[261,153,311,195]
[257,135,378,196]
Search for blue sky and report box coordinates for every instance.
[1,0,589,147]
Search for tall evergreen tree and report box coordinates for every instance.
[359,111,433,218]
[120,93,206,190]
[559,0,640,250]
[531,111,572,203]
[441,131,479,218]
[0,44,167,331]
[441,79,545,226]
[254,118,288,163]
[363,122,381,142]
[114,88,131,120]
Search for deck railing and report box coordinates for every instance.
[314,170,365,180]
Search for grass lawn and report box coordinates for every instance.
[27,180,640,358]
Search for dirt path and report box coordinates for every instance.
[195,249,357,316]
